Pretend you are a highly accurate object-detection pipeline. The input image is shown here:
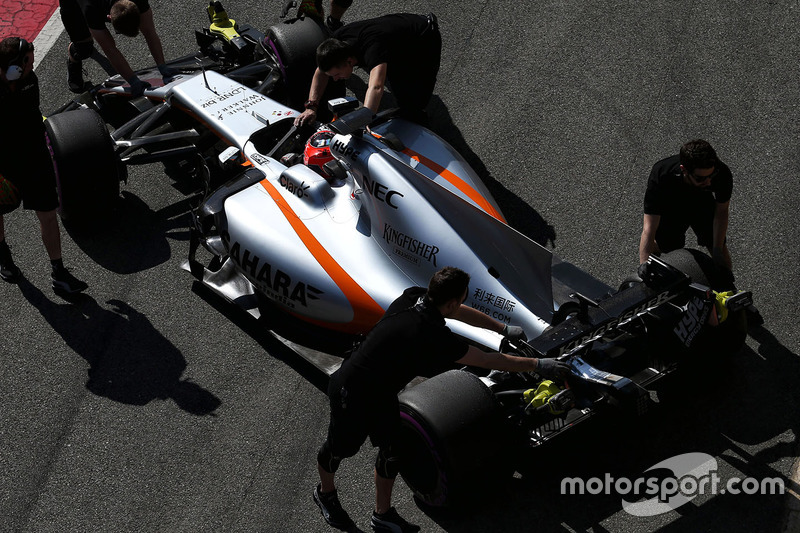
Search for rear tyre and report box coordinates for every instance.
[45,109,122,224]
[397,370,510,507]
[265,17,327,109]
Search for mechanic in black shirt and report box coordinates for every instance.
[0,37,87,293]
[312,266,568,531]
[639,139,733,271]
[59,0,171,95]
[295,12,441,126]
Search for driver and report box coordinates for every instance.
[312,266,568,531]
[0,37,88,293]
[58,0,173,95]
[295,12,441,127]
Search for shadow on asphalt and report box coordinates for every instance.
[415,328,797,532]
[63,192,195,275]
[16,277,221,415]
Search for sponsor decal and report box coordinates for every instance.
[472,288,516,324]
[556,290,672,356]
[332,139,361,161]
[228,241,322,308]
[279,174,310,199]
[673,294,711,347]
[250,153,270,166]
[561,452,784,517]
[201,90,270,119]
[361,175,403,209]
[382,223,439,266]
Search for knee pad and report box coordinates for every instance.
[317,441,342,474]
[375,446,401,479]
[332,0,353,8]
[69,41,95,61]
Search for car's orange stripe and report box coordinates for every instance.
[402,148,506,223]
[258,178,385,332]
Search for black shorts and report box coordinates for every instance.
[387,18,441,119]
[59,0,92,43]
[325,371,399,459]
[0,136,60,214]
[654,203,717,252]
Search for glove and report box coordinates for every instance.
[127,76,151,97]
[157,64,178,83]
[535,358,571,380]
[502,324,527,341]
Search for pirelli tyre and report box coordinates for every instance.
[45,108,122,223]
[265,16,327,110]
[397,369,510,507]
[659,248,747,356]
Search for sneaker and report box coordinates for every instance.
[326,15,344,32]
[67,58,89,93]
[313,484,355,530]
[370,507,420,533]
[52,268,88,294]
[0,263,21,282]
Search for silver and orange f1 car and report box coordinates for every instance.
[47,2,753,507]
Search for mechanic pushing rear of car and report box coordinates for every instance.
[295,12,441,128]
[58,0,174,95]
[313,267,569,532]
[638,139,762,326]
[0,37,88,293]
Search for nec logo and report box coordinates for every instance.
[362,176,403,209]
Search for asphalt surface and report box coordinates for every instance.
[2,1,799,532]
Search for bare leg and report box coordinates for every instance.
[36,209,61,261]
[374,469,395,514]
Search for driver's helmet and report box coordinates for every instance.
[304,129,336,178]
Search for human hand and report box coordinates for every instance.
[127,76,151,97]
[535,358,571,380]
[502,324,527,341]
[294,108,317,127]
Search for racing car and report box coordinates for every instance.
[45,3,753,507]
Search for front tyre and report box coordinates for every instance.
[45,109,123,224]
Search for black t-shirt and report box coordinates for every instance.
[643,154,733,216]
[79,0,151,30]
[333,13,430,72]
[0,72,45,151]
[336,286,469,395]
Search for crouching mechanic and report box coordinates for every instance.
[59,0,173,95]
[295,12,441,127]
[0,37,88,293]
[313,266,569,531]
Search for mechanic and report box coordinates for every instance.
[0,37,88,293]
[59,0,173,95]
[639,139,733,270]
[295,12,441,127]
[313,266,569,532]
[638,139,762,326]
[298,0,354,31]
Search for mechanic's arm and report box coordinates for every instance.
[712,200,732,270]
[363,63,387,113]
[91,28,136,82]
[138,9,167,66]
[456,346,537,372]
[451,305,504,334]
[294,68,329,126]
[639,213,661,264]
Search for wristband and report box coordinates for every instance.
[304,100,319,110]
